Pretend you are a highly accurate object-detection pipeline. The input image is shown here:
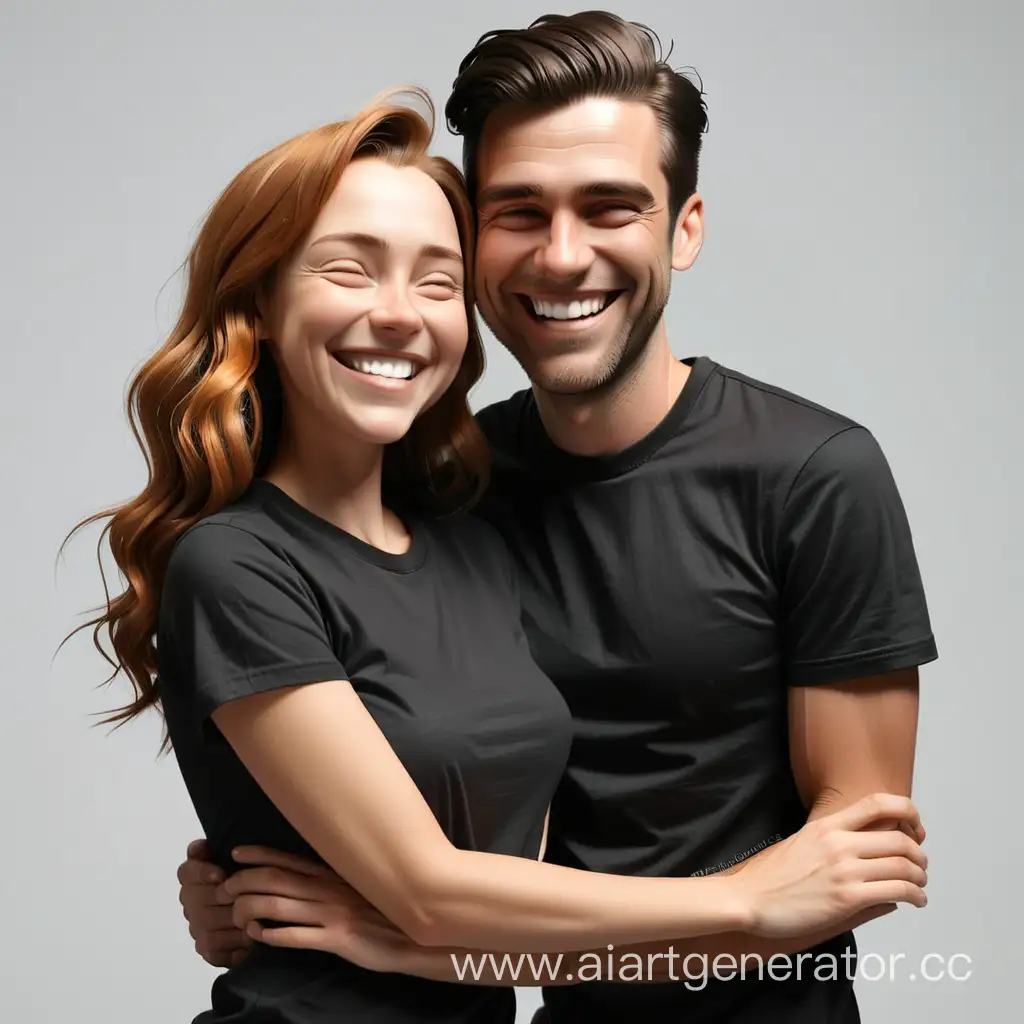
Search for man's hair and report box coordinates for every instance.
[445,10,709,219]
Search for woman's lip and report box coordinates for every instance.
[330,353,422,388]
[328,348,429,368]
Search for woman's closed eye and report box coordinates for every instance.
[418,276,461,299]
[322,261,371,284]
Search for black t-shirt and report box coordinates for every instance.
[474,356,938,1023]
[156,478,573,1024]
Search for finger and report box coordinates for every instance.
[223,866,334,901]
[856,856,928,888]
[178,858,225,887]
[186,837,211,858]
[196,927,253,958]
[233,894,325,930]
[186,904,237,934]
[848,830,928,869]
[231,846,332,878]
[829,794,921,835]
[181,883,234,911]
[246,922,323,949]
[181,878,236,909]
[851,879,928,909]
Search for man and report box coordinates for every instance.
[176,11,936,1022]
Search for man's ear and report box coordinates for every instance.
[671,193,703,272]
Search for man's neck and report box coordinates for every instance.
[532,334,690,457]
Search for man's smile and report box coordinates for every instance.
[516,290,626,325]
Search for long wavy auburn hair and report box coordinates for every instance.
[61,89,490,748]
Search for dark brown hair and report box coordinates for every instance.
[445,11,709,220]
[61,88,489,743]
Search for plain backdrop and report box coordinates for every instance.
[3,1,1020,1021]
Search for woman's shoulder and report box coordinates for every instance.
[164,498,296,592]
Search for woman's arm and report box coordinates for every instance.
[212,678,927,954]
[217,842,898,986]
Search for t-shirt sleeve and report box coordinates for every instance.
[157,522,349,729]
[775,425,938,686]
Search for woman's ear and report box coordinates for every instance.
[253,275,276,340]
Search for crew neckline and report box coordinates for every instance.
[523,356,718,482]
[248,478,427,573]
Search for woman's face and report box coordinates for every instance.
[265,157,468,450]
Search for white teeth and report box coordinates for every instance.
[530,295,610,320]
[338,356,416,379]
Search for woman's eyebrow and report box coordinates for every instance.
[309,231,462,265]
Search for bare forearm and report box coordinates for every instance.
[416,848,748,952]
[412,843,850,987]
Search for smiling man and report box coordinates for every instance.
[176,12,936,1023]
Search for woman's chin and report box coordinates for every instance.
[341,412,420,449]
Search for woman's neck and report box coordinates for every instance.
[262,420,410,555]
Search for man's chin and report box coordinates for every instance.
[519,349,618,396]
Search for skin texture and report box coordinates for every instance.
[173,100,928,974]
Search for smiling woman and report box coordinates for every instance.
[62,86,928,1024]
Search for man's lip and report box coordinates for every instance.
[514,290,621,303]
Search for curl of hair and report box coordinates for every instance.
[60,88,489,748]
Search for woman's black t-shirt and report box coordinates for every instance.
[156,478,573,1024]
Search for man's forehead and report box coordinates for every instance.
[475,97,666,196]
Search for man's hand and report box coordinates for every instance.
[177,839,251,967]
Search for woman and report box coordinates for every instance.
[67,91,927,1023]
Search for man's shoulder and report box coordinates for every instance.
[474,388,535,453]
[712,361,863,436]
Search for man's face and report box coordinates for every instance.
[473,97,701,395]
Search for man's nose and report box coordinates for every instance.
[535,211,595,279]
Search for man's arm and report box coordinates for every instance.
[790,667,919,825]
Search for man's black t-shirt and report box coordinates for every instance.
[474,356,937,1022]
[156,479,573,1024]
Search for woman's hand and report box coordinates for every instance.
[736,793,928,938]
[224,846,420,973]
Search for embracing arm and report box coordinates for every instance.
[171,512,926,967]
[213,680,752,953]
[388,667,922,985]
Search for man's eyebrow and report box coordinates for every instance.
[476,184,544,206]
[476,181,657,207]
[308,232,462,265]
[578,181,657,207]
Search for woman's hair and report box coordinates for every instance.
[61,88,488,743]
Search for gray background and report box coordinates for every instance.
[3,0,1019,1020]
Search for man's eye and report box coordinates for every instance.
[497,208,545,225]
[590,205,638,224]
